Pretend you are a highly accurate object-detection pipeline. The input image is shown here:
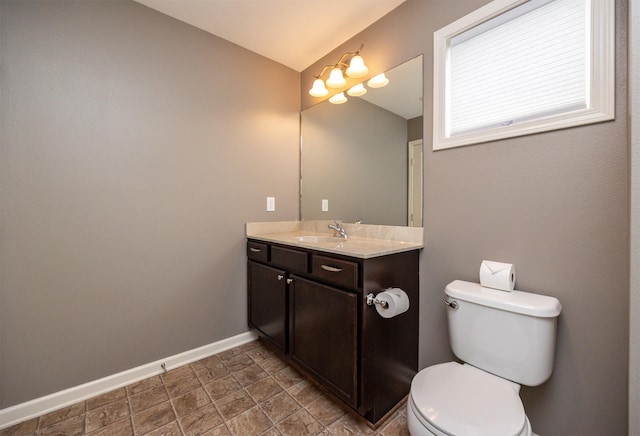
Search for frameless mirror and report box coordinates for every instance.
[300,55,424,227]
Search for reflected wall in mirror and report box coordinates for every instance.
[300,55,424,227]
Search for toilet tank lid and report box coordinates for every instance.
[445,280,562,317]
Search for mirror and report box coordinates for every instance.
[300,55,424,227]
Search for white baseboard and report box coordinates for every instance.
[0,330,259,430]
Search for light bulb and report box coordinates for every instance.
[329,92,347,104]
[346,55,368,78]
[326,67,347,88]
[347,83,367,97]
[367,73,389,88]
[309,78,328,97]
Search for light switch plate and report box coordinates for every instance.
[266,197,275,212]
[322,199,329,212]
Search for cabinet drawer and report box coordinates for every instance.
[311,255,358,290]
[271,246,308,274]
[247,241,269,262]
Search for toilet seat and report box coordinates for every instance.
[409,362,529,436]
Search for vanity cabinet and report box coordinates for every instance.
[247,238,420,425]
[247,261,287,352]
[290,276,358,406]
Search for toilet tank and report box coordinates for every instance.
[445,280,562,386]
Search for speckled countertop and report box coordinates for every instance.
[246,221,423,259]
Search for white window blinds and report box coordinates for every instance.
[433,0,614,150]
[448,0,587,136]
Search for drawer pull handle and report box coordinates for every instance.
[321,264,343,273]
[249,247,262,253]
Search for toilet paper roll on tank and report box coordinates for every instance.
[479,260,516,291]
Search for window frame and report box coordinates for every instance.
[432,0,615,150]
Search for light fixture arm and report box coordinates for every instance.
[313,44,365,79]
[309,44,370,100]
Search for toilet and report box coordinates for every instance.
[407,280,562,436]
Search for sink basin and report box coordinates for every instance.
[293,235,342,244]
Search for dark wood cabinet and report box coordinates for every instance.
[290,276,358,406]
[247,262,287,352]
[246,239,419,425]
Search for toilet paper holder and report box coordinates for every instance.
[366,293,389,308]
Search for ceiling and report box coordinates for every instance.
[133,0,406,72]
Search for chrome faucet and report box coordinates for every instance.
[328,220,348,239]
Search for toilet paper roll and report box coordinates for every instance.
[375,288,410,318]
[479,260,516,291]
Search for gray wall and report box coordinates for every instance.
[0,0,300,407]
[302,0,629,434]
[301,98,407,225]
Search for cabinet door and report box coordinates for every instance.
[290,276,358,406]
[248,262,287,352]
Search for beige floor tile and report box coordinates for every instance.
[86,417,133,436]
[276,409,323,436]
[129,385,169,414]
[179,404,224,436]
[143,420,182,436]
[191,354,224,372]
[259,391,300,424]
[12,340,410,435]
[195,362,231,384]
[258,428,281,436]
[306,394,347,427]
[222,354,254,373]
[287,380,322,407]
[86,388,127,411]
[377,413,410,436]
[37,402,85,429]
[204,375,243,400]
[132,401,176,435]
[245,377,283,403]
[327,413,376,435]
[245,346,276,363]
[172,387,211,418]
[233,363,268,388]
[36,414,85,436]
[164,373,202,398]
[127,375,163,396]
[217,347,246,362]
[161,365,196,386]
[201,424,232,435]
[225,406,273,436]
[215,390,257,421]
[0,418,38,436]
[85,398,130,433]
[257,356,288,375]
[273,367,303,390]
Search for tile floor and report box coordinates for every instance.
[0,339,409,436]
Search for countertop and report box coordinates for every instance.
[246,221,423,259]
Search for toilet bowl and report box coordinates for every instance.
[407,280,561,436]
[407,362,531,436]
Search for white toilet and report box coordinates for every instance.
[407,280,562,436]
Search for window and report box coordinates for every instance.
[433,0,615,150]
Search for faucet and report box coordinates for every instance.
[328,220,348,239]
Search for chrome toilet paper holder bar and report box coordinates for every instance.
[366,293,388,308]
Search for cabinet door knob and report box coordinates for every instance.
[277,274,284,281]
[286,278,294,284]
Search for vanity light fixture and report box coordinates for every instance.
[308,45,369,97]
[367,73,389,88]
[329,92,348,104]
[347,83,367,97]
